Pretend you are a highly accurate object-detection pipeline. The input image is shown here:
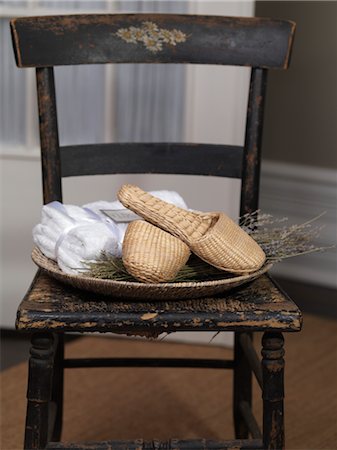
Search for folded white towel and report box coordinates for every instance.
[83,190,187,221]
[33,190,188,275]
[33,201,104,260]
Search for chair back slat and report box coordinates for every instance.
[11,14,295,69]
[60,143,243,179]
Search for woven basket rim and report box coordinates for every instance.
[31,247,272,300]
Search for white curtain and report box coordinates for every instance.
[0,16,27,146]
[0,1,187,149]
[114,1,187,142]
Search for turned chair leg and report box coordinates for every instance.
[24,332,54,450]
[233,331,253,438]
[262,332,285,450]
[51,333,64,441]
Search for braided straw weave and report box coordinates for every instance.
[118,184,266,274]
[123,220,190,283]
[32,247,272,300]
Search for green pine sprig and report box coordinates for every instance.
[84,254,228,283]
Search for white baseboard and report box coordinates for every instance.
[260,160,337,289]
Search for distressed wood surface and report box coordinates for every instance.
[24,333,55,449]
[60,143,243,179]
[46,438,263,449]
[240,332,263,388]
[262,332,285,450]
[239,401,262,439]
[234,331,253,439]
[11,14,295,69]
[240,68,267,215]
[50,334,63,442]
[36,67,62,204]
[16,271,302,334]
[62,357,235,369]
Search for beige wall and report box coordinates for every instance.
[255,1,337,169]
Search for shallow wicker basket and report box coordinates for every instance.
[32,247,272,300]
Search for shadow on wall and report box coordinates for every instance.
[256,0,337,169]
[256,1,337,290]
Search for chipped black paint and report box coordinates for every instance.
[60,143,243,179]
[46,438,263,449]
[17,272,302,334]
[11,14,295,69]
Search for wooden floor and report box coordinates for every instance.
[1,313,336,450]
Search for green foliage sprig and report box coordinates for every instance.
[84,254,227,283]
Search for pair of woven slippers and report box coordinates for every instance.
[118,184,266,283]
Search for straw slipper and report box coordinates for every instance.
[118,184,266,274]
[122,220,190,283]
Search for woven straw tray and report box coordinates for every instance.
[32,247,272,301]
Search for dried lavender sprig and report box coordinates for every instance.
[240,210,288,232]
[243,211,330,262]
[82,211,332,282]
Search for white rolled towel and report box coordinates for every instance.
[33,190,188,275]
[56,221,121,275]
[33,202,90,260]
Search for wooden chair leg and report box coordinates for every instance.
[262,332,285,450]
[24,332,54,450]
[233,331,253,438]
[51,333,64,441]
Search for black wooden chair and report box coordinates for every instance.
[11,14,301,450]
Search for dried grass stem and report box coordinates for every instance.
[83,211,332,282]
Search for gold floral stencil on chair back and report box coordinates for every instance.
[116,21,188,53]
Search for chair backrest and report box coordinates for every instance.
[10,14,295,215]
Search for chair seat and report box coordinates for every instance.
[16,270,302,335]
